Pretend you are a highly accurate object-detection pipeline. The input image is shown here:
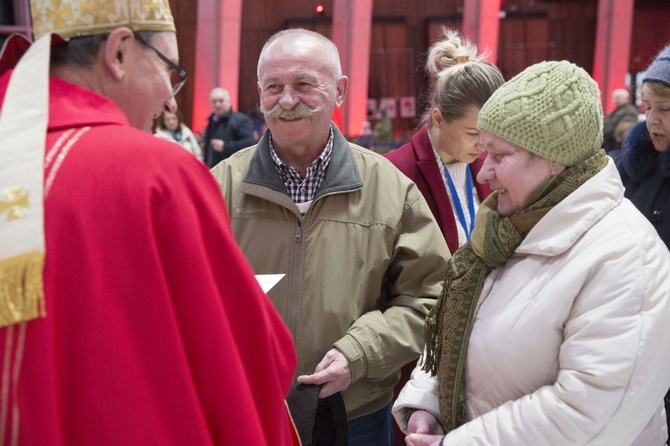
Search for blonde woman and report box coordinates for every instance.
[385,28,504,254]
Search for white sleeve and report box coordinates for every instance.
[392,357,443,434]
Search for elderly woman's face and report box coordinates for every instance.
[641,85,670,152]
[477,130,565,217]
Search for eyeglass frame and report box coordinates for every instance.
[134,33,188,98]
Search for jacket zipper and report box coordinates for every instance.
[290,221,303,371]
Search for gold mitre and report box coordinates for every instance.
[31,0,176,40]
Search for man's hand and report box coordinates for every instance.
[297,348,352,398]
[405,433,444,446]
[407,410,444,435]
[211,138,224,152]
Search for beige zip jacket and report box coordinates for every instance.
[212,127,450,418]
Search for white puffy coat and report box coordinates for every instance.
[393,160,670,445]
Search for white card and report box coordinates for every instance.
[255,274,285,293]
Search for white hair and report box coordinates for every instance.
[209,87,230,101]
[257,28,342,80]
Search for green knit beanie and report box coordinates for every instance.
[478,60,603,166]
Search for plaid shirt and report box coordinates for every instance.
[270,127,334,203]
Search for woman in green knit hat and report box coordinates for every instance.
[392,60,670,445]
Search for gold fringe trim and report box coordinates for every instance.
[0,251,45,328]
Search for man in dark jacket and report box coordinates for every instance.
[202,87,256,167]
[602,88,639,153]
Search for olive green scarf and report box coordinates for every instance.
[423,149,608,432]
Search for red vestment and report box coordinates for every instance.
[0,72,298,445]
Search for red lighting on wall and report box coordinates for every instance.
[315,4,325,15]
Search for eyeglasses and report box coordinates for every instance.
[134,34,188,98]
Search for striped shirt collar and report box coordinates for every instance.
[269,126,334,203]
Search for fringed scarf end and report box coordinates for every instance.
[422,302,442,376]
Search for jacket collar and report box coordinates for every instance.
[243,124,363,198]
[516,160,623,256]
[412,127,435,161]
[209,109,232,123]
[620,120,670,181]
[46,76,128,131]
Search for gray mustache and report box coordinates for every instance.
[261,102,324,120]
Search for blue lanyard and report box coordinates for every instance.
[442,164,475,240]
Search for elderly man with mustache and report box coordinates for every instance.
[211,28,450,446]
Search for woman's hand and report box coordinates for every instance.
[404,410,446,445]
[407,410,444,435]
[405,433,445,446]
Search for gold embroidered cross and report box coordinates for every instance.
[0,188,30,221]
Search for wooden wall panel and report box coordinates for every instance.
[368,22,414,135]
[545,0,597,71]
[368,23,411,100]
[498,17,551,80]
[169,0,198,128]
[427,21,463,45]
[630,7,670,73]
[238,28,274,116]
[372,0,463,22]
[237,19,335,114]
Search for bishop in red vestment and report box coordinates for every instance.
[0,1,298,444]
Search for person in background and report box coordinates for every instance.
[246,105,268,142]
[202,87,256,167]
[385,27,503,254]
[155,110,203,160]
[602,88,639,153]
[0,0,298,444]
[609,118,637,158]
[373,107,394,153]
[354,120,375,149]
[211,28,450,446]
[616,43,670,442]
[394,60,670,446]
[383,27,503,446]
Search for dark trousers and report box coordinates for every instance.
[347,402,394,446]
